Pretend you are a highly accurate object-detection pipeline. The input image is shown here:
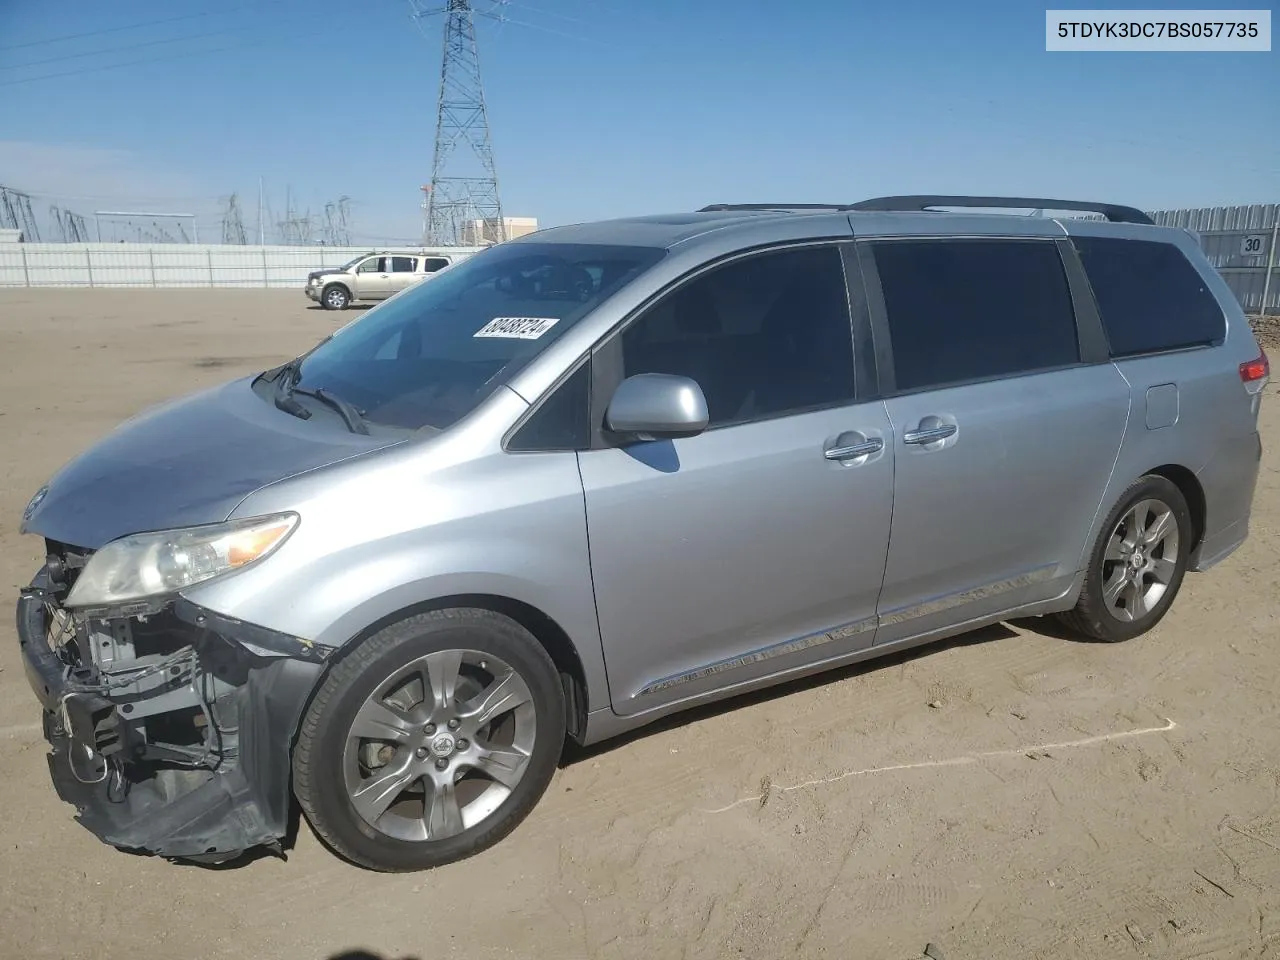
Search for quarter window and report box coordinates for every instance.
[619,245,856,427]
[870,238,1080,393]
[508,362,590,452]
[422,257,451,273]
[1073,237,1224,357]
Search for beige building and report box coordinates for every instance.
[459,216,539,245]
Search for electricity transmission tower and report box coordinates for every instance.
[49,204,89,242]
[413,0,505,246]
[221,193,248,244]
[323,196,352,245]
[0,185,42,241]
[276,187,316,244]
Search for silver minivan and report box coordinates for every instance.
[17,195,1268,872]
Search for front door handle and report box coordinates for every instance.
[824,437,883,461]
[903,423,957,445]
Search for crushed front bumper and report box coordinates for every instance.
[17,568,330,863]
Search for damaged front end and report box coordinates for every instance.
[17,541,331,864]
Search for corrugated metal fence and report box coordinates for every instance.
[1149,204,1279,315]
[0,244,482,289]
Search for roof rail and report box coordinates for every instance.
[698,203,851,212]
[847,195,1154,226]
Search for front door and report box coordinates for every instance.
[863,237,1130,643]
[354,256,393,300]
[577,242,895,716]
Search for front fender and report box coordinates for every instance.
[179,470,609,713]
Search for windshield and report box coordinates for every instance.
[337,254,370,271]
[292,242,666,431]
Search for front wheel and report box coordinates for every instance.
[293,608,566,872]
[321,284,351,310]
[1056,474,1192,642]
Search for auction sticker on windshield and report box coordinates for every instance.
[474,317,561,340]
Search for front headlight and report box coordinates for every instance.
[64,513,299,609]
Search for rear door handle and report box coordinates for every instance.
[903,423,956,445]
[824,437,883,461]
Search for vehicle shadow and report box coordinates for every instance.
[561,617,1042,766]
[305,304,373,312]
[1008,613,1099,642]
[326,952,420,960]
[174,617,1058,869]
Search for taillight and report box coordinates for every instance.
[1241,348,1270,394]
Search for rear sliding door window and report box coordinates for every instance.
[870,238,1079,392]
[1073,237,1224,358]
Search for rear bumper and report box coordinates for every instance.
[16,574,325,862]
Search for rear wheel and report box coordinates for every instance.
[293,608,565,872]
[1057,474,1192,642]
[321,284,351,310]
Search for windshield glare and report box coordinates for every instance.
[295,242,665,431]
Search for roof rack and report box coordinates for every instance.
[698,203,851,212]
[846,195,1154,226]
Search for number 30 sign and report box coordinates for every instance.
[1241,235,1267,256]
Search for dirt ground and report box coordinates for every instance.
[2,289,1280,960]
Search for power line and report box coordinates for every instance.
[0,1,286,52]
[502,1,591,25]
[494,14,613,45]
[0,28,328,87]
[0,21,284,71]
[560,0,668,28]
[10,189,222,203]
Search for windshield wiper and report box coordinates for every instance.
[271,358,312,421]
[268,357,367,434]
[292,386,370,435]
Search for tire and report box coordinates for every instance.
[321,284,351,310]
[1056,474,1192,643]
[293,608,566,872]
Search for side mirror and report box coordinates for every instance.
[605,373,709,440]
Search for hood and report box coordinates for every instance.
[22,377,402,549]
[308,268,347,280]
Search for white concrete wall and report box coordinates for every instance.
[0,243,483,289]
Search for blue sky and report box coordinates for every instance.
[0,0,1275,243]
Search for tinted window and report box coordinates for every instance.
[507,361,590,451]
[390,256,417,273]
[1073,237,1224,357]
[422,258,450,273]
[293,243,663,431]
[871,239,1079,392]
[621,245,855,427]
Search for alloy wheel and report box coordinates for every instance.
[1100,498,1180,622]
[342,649,536,842]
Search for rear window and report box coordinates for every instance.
[1073,237,1225,358]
